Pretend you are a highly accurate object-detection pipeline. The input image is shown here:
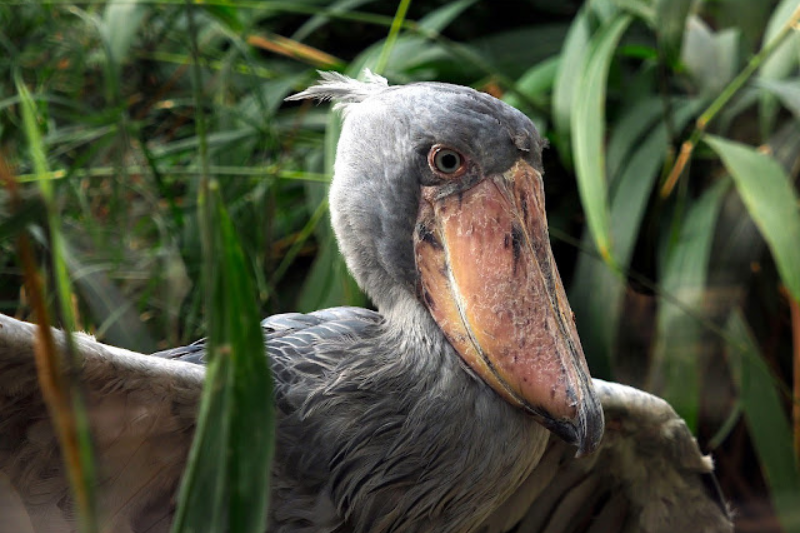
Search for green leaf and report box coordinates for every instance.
[570,100,703,375]
[552,7,590,164]
[759,77,800,121]
[171,193,274,533]
[655,0,693,66]
[705,134,800,302]
[292,0,379,42]
[102,0,148,67]
[611,0,654,23]
[502,56,559,111]
[202,3,243,34]
[681,16,740,95]
[650,180,728,431]
[726,310,800,533]
[760,0,800,82]
[418,0,479,33]
[605,96,664,182]
[17,75,99,533]
[758,0,800,135]
[571,14,633,263]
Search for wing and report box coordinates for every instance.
[0,308,380,533]
[0,313,203,533]
[480,379,733,533]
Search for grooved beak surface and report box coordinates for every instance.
[415,159,604,455]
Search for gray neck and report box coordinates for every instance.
[329,294,550,532]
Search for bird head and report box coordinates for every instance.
[287,72,604,456]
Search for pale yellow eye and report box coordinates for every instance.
[434,149,462,173]
[428,146,466,177]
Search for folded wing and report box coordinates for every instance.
[481,379,732,533]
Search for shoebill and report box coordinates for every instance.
[0,72,732,533]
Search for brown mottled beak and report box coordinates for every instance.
[414,159,604,456]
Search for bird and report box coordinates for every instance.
[0,72,732,533]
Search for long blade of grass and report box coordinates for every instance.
[705,134,800,302]
[650,180,728,431]
[171,3,274,531]
[571,13,632,264]
[16,77,98,533]
[726,310,800,533]
[374,0,413,75]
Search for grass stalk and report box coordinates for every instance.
[660,4,800,197]
[11,80,99,533]
[374,0,413,75]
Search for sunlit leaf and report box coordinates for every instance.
[760,0,800,82]
[571,13,632,263]
[102,0,147,68]
[705,134,800,302]
[759,0,800,134]
[503,56,559,120]
[552,7,590,164]
[726,310,800,533]
[681,16,740,95]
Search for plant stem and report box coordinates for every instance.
[375,0,413,75]
[660,4,800,198]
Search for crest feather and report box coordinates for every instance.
[285,70,390,114]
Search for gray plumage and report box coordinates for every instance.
[0,73,732,533]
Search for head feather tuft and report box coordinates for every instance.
[285,70,390,114]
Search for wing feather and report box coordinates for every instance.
[480,379,732,533]
[0,309,380,533]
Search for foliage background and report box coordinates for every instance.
[2,0,800,531]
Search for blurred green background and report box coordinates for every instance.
[2,0,800,531]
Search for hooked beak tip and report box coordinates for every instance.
[542,394,604,458]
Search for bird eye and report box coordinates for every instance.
[429,146,466,177]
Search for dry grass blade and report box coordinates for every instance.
[247,33,344,69]
[0,157,98,533]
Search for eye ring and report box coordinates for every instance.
[428,145,466,177]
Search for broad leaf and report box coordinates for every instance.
[571,14,633,263]
[655,0,693,66]
[726,310,800,533]
[649,180,728,431]
[552,7,590,164]
[759,0,800,134]
[705,134,800,302]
